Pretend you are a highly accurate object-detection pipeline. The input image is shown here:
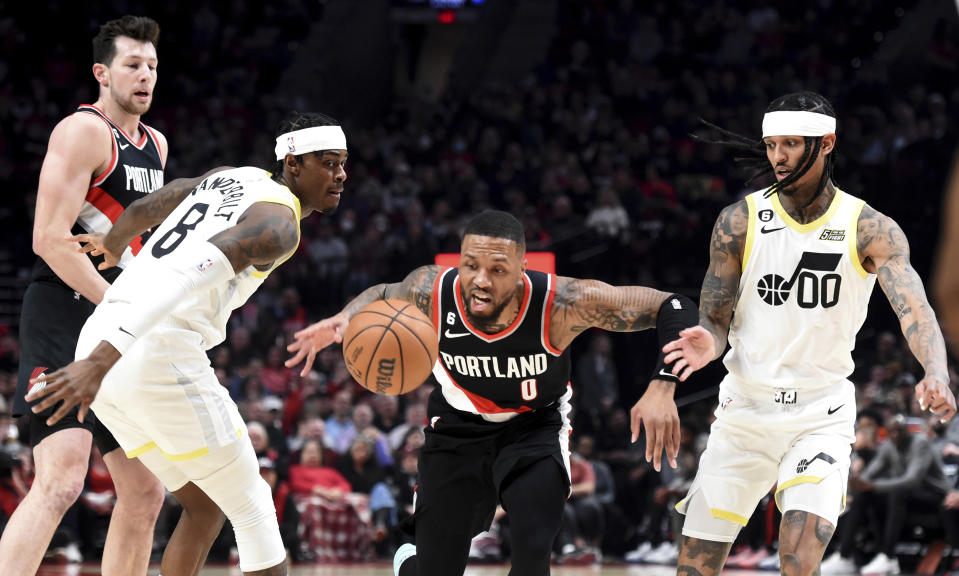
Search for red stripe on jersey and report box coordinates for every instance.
[432,267,449,334]
[437,361,532,415]
[143,123,160,153]
[542,274,563,355]
[90,131,118,188]
[86,186,123,222]
[129,235,145,256]
[454,274,532,342]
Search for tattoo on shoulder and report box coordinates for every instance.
[399,265,442,321]
[699,201,747,341]
[212,212,298,269]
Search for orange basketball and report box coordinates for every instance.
[342,299,438,395]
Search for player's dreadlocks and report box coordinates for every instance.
[694,91,837,209]
[271,111,341,179]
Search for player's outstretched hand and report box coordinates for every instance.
[70,232,124,270]
[630,379,680,472]
[915,375,958,423]
[661,325,717,381]
[286,313,350,377]
[25,359,107,426]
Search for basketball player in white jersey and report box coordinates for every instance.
[1,16,168,575]
[26,111,347,576]
[660,91,956,576]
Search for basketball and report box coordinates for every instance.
[342,299,438,395]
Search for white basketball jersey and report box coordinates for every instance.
[104,167,301,348]
[723,188,876,389]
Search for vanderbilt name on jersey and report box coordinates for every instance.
[724,188,877,389]
[431,268,571,422]
[103,167,300,348]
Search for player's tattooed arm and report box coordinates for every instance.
[549,276,671,351]
[209,201,298,273]
[859,205,949,383]
[342,265,443,322]
[698,200,747,357]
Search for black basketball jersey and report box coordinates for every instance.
[31,104,164,286]
[430,267,572,421]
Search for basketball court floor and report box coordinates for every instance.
[36,562,721,575]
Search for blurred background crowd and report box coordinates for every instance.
[0,0,958,568]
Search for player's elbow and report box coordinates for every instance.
[32,226,58,259]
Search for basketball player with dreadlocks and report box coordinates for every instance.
[660,91,956,576]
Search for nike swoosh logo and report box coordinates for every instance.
[119,326,136,338]
[444,329,471,339]
[118,142,129,150]
[761,225,786,234]
[658,369,677,379]
[827,404,844,415]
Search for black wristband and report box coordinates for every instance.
[652,293,698,382]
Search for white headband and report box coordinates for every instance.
[274,125,347,160]
[762,110,836,138]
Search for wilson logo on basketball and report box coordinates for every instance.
[375,358,396,394]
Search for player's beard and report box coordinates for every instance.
[461,287,512,331]
[113,86,151,117]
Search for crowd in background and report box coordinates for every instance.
[1,0,958,567]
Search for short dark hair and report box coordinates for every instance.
[92,16,160,66]
[272,111,341,178]
[462,210,526,253]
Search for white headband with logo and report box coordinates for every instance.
[762,111,836,138]
[274,125,347,160]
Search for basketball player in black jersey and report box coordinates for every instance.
[0,16,168,575]
[287,210,698,575]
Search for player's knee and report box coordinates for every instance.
[780,551,819,576]
[35,473,85,511]
[119,476,166,519]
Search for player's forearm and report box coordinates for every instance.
[35,238,111,304]
[900,303,949,383]
[341,283,398,319]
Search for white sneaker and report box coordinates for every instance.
[860,552,900,575]
[394,543,416,576]
[645,541,679,565]
[625,541,653,563]
[758,551,781,571]
[821,551,858,574]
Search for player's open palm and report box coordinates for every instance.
[915,376,958,422]
[25,358,107,425]
[661,325,716,381]
[630,380,680,472]
[286,313,349,376]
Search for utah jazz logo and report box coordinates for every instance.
[757,252,842,308]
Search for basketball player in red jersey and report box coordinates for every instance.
[0,16,168,575]
[287,209,698,575]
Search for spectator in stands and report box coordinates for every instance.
[289,439,350,501]
[823,415,952,574]
[325,389,356,454]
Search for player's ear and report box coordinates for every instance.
[92,63,109,87]
[821,133,837,155]
[284,153,301,176]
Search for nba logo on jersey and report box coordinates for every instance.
[197,258,215,272]
[286,136,295,154]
